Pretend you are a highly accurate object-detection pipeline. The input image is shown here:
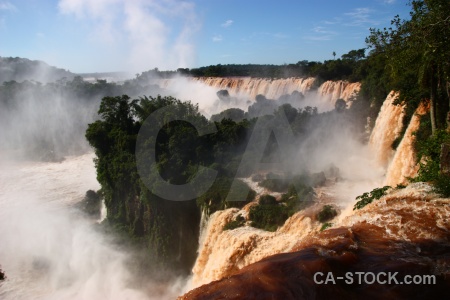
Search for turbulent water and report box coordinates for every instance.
[368,91,405,168]
[384,102,428,186]
[181,182,450,299]
[184,90,426,291]
[0,154,182,300]
[0,77,437,299]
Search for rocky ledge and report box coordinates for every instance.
[180,183,450,299]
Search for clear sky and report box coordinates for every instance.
[0,0,412,73]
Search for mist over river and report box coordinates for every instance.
[0,154,183,299]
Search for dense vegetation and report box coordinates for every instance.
[364,0,450,193]
[85,91,362,271]
[366,0,450,134]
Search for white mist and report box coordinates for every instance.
[0,154,182,299]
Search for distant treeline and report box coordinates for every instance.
[136,49,366,83]
[0,56,75,83]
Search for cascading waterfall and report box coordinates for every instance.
[189,208,313,289]
[384,102,428,186]
[181,182,450,299]
[1,78,430,298]
[152,77,360,104]
[180,92,450,299]
[368,91,405,168]
[197,208,210,249]
[98,200,107,223]
[191,77,317,99]
[317,80,361,105]
[186,90,421,290]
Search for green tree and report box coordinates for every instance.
[366,0,450,135]
[341,48,365,62]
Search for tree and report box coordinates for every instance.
[341,49,365,61]
[335,98,347,112]
[366,0,450,135]
[332,51,336,60]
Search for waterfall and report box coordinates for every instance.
[384,102,429,186]
[151,77,361,110]
[193,77,360,102]
[98,199,107,223]
[317,80,361,105]
[191,77,317,99]
[368,92,429,185]
[368,91,405,168]
[184,80,389,290]
[197,208,210,249]
[189,208,313,289]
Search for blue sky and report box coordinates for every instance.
[0,0,412,73]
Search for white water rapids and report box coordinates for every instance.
[0,153,182,300]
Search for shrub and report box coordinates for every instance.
[320,222,333,231]
[223,215,246,230]
[434,174,450,197]
[414,130,450,183]
[395,184,407,189]
[280,183,314,216]
[259,194,277,205]
[76,190,102,217]
[412,130,450,197]
[197,177,256,214]
[353,186,391,210]
[249,196,288,232]
[316,205,337,222]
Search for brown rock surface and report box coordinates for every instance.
[180,184,450,299]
